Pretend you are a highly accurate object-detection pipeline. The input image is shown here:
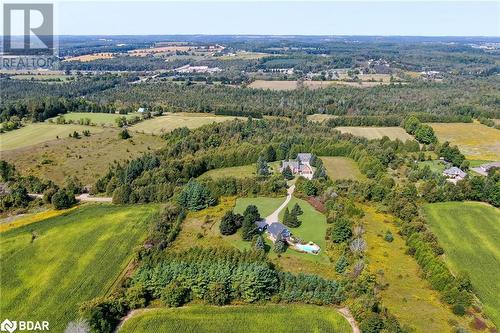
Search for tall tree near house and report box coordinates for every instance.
[282,165,294,180]
[263,145,277,162]
[219,211,240,235]
[274,234,288,254]
[254,235,266,252]
[256,156,270,176]
[291,203,303,216]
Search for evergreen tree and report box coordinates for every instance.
[313,165,327,179]
[274,234,288,254]
[263,145,277,162]
[291,203,303,216]
[335,255,349,273]
[283,206,301,228]
[331,217,352,243]
[118,129,131,139]
[256,156,270,176]
[254,235,266,252]
[219,211,239,235]
[281,165,294,180]
[282,207,291,225]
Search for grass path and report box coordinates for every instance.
[422,202,500,327]
[0,204,157,332]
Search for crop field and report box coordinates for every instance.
[307,114,339,122]
[0,123,103,151]
[362,204,470,332]
[119,305,351,333]
[320,156,365,181]
[335,126,414,141]
[428,123,500,161]
[63,52,115,62]
[198,162,280,180]
[0,207,78,232]
[422,202,500,327]
[0,204,158,332]
[247,80,298,91]
[1,129,164,185]
[302,81,337,89]
[130,112,243,134]
[52,112,142,126]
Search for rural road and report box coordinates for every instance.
[264,185,295,225]
[29,193,112,202]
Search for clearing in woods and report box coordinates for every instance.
[320,156,365,181]
[0,129,164,186]
[0,204,158,332]
[129,112,243,134]
[51,112,142,126]
[118,305,352,333]
[422,202,500,328]
[334,126,414,141]
[0,123,103,151]
[428,122,500,161]
[197,162,281,180]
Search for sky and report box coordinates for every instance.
[3,1,500,36]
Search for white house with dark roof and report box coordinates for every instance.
[280,153,314,179]
[443,166,467,183]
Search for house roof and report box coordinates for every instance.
[297,153,313,163]
[480,162,500,171]
[255,220,268,230]
[267,223,290,238]
[282,160,299,170]
[443,167,466,177]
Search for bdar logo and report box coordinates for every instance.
[0,319,17,333]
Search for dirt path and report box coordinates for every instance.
[264,184,295,224]
[337,307,360,333]
[29,193,112,202]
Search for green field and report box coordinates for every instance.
[417,160,447,173]
[0,123,103,151]
[233,196,286,217]
[362,204,470,332]
[1,129,164,185]
[130,112,243,134]
[119,305,351,333]
[422,202,500,328]
[198,162,280,180]
[320,156,365,181]
[335,126,414,141]
[52,112,142,126]
[0,204,157,332]
[428,122,500,161]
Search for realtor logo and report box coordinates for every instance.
[0,319,17,333]
[3,3,54,55]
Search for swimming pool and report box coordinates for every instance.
[295,242,321,254]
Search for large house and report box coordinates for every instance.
[443,166,467,183]
[280,153,314,179]
[471,162,500,176]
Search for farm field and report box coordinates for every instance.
[362,204,470,332]
[0,207,78,232]
[302,81,336,89]
[248,80,298,91]
[1,129,164,185]
[307,114,339,122]
[417,160,447,173]
[51,112,142,126]
[428,123,500,161]
[335,126,414,141]
[63,52,115,62]
[130,112,243,134]
[0,204,158,332]
[119,305,352,333]
[198,162,280,180]
[0,123,103,151]
[422,202,500,328]
[320,156,365,181]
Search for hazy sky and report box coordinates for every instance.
[4,1,500,36]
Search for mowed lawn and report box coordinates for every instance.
[130,112,243,134]
[119,305,351,333]
[320,156,365,181]
[198,162,280,180]
[422,202,500,327]
[362,204,470,332]
[53,112,142,126]
[0,204,158,332]
[335,126,413,141]
[428,122,500,161]
[0,123,103,151]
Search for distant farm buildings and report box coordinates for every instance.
[175,65,221,74]
[471,162,500,176]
